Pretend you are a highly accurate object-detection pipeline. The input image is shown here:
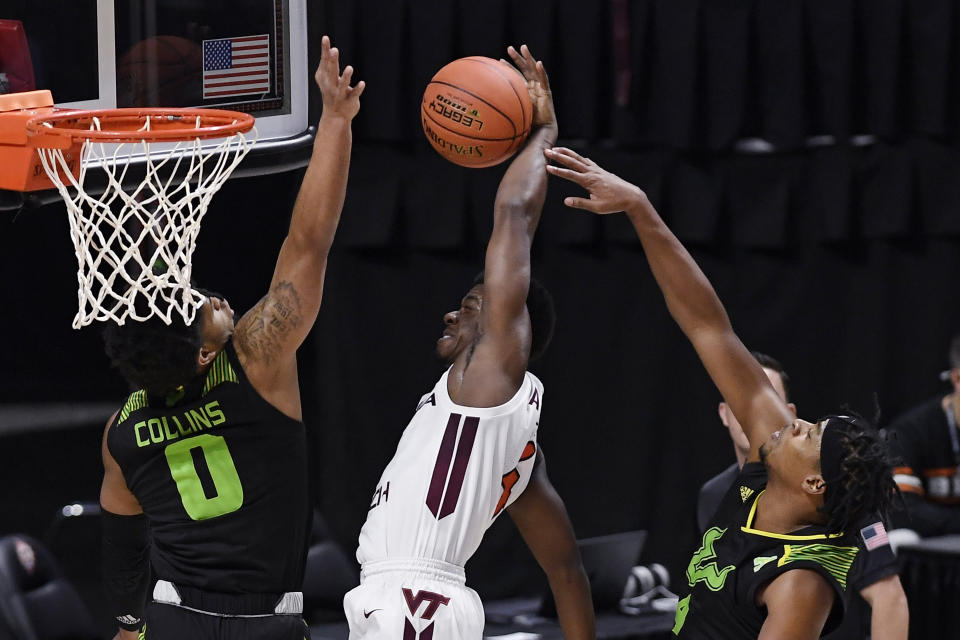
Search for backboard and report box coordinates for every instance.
[0,0,312,208]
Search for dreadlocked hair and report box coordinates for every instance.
[818,414,901,535]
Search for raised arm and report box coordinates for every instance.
[457,46,557,405]
[544,148,793,461]
[507,451,595,640]
[233,35,364,415]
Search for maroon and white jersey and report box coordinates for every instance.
[357,368,543,568]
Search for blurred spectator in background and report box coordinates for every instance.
[889,333,960,536]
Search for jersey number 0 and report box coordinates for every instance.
[164,434,244,520]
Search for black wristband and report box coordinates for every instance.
[102,509,150,631]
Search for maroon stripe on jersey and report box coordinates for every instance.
[403,618,416,640]
[426,413,461,517]
[438,416,480,518]
[421,622,435,640]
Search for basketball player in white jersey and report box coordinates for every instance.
[343,45,594,640]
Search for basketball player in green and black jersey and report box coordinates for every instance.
[543,147,903,640]
[97,36,363,640]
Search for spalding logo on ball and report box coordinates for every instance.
[421,56,533,168]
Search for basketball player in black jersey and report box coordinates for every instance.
[98,36,363,640]
[544,147,902,640]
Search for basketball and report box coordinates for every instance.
[117,35,202,107]
[421,56,533,168]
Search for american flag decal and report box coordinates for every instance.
[202,35,270,99]
[860,521,889,551]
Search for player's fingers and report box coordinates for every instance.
[351,80,366,98]
[535,61,551,90]
[321,50,339,82]
[328,48,341,75]
[545,147,590,172]
[545,164,588,185]
[564,196,601,212]
[553,146,592,169]
[317,38,333,80]
[340,65,354,88]
[506,46,527,70]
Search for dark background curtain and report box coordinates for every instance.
[1,0,959,604]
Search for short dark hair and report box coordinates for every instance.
[472,272,556,362]
[102,313,204,395]
[817,413,900,534]
[751,351,791,402]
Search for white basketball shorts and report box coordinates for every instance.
[344,558,484,640]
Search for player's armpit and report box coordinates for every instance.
[234,278,305,368]
[233,273,310,420]
[756,569,835,640]
[508,451,596,640]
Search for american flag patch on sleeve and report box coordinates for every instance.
[860,521,889,551]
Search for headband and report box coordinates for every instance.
[820,415,856,501]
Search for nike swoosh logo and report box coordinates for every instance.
[363,609,382,618]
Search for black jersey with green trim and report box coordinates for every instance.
[107,341,310,594]
[673,462,857,638]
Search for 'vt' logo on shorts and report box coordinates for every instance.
[402,588,450,640]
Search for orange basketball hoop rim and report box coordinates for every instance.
[0,91,257,191]
[25,107,255,146]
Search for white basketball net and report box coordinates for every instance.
[35,115,255,329]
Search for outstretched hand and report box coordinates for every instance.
[544,147,647,214]
[504,45,556,129]
[315,35,365,120]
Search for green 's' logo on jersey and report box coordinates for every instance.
[686,527,736,591]
[675,528,737,635]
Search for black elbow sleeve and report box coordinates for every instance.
[102,509,151,631]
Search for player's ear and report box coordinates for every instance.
[718,402,730,427]
[802,474,826,496]
[197,345,218,368]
